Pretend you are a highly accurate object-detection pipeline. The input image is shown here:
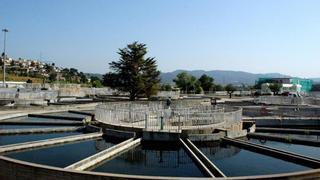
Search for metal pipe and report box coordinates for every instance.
[2,28,9,87]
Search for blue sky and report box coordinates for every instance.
[0,0,320,77]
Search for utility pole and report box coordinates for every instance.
[2,28,9,88]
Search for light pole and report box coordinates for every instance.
[2,28,9,88]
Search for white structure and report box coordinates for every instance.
[261,83,302,95]
[261,83,272,94]
[154,91,180,99]
[281,84,301,94]
[0,81,26,88]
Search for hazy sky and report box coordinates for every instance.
[1,0,320,77]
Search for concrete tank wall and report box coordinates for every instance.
[1,156,320,179]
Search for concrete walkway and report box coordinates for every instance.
[184,138,226,177]
[222,137,320,168]
[0,126,84,135]
[28,114,86,121]
[0,103,97,121]
[0,132,102,154]
[68,110,94,117]
[180,138,214,177]
[65,138,141,171]
[255,127,320,135]
[248,133,320,147]
[0,120,84,126]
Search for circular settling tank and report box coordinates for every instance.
[0,101,320,179]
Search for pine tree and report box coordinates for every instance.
[103,42,160,101]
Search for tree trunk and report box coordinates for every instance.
[229,93,232,99]
[129,93,136,101]
[130,94,136,101]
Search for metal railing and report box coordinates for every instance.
[256,96,303,105]
[0,89,58,100]
[95,102,242,132]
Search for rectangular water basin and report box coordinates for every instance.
[5,136,118,168]
[0,124,78,130]
[248,138,320,159]
[2,115,84,122]
[255,132,320,141]
[195,142,310,177]
[0,131,82,146]
[91,143,204,177]
[46,112,90,118]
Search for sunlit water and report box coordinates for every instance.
[5,137,117,167]
[0,132,81,146]
[195,142,310,177]
[0,125,74,129]
[255,132,320,141]
[248,138,320,159]
[92,144,204,177]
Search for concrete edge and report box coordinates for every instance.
[0,132,103,153]
[222,137,320,168]
[74,138,141,171]
[185,139,226,177]
[0,126,84,135]
[65,137,135,170]
[0,104,96,121]
[179,138,214,177]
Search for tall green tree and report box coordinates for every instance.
[103,42,160,101]
[161,84,172,91]
[198,74,214,92]
[225,84,236,98]
[194,81,203,94]
[48,72,57,82]
[92,80,103,88]
[213,84,224,91]
[269,83,281,95]
[79,72,88,84]
[140,57,161,98]
[173,72,197,93]
[90,76,103,88]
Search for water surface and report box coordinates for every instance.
[256,132,320,141]
[2,115,83,122]
[6,137,116,167]
[92,144,204,177]
[0,132,81,146]
[248,138,320,159]
[46,112,89,118]
[196,142,310,177]
[0,125,75,130]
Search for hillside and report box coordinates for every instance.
[0,72,43,83]
[90,70,291,85]
[85,73,103,79]
[160,70,291,85]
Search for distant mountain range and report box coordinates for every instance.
[160,70,291,85]
[85,73,103,79]
[87,70,294,85]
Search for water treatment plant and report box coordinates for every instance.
[3,1,320,179]
[1,93,320,179]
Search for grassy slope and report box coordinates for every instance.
[0,71,43,83]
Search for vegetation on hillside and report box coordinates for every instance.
[0,70,42,83]
[1,60,101,87]
[173,72,228,94]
